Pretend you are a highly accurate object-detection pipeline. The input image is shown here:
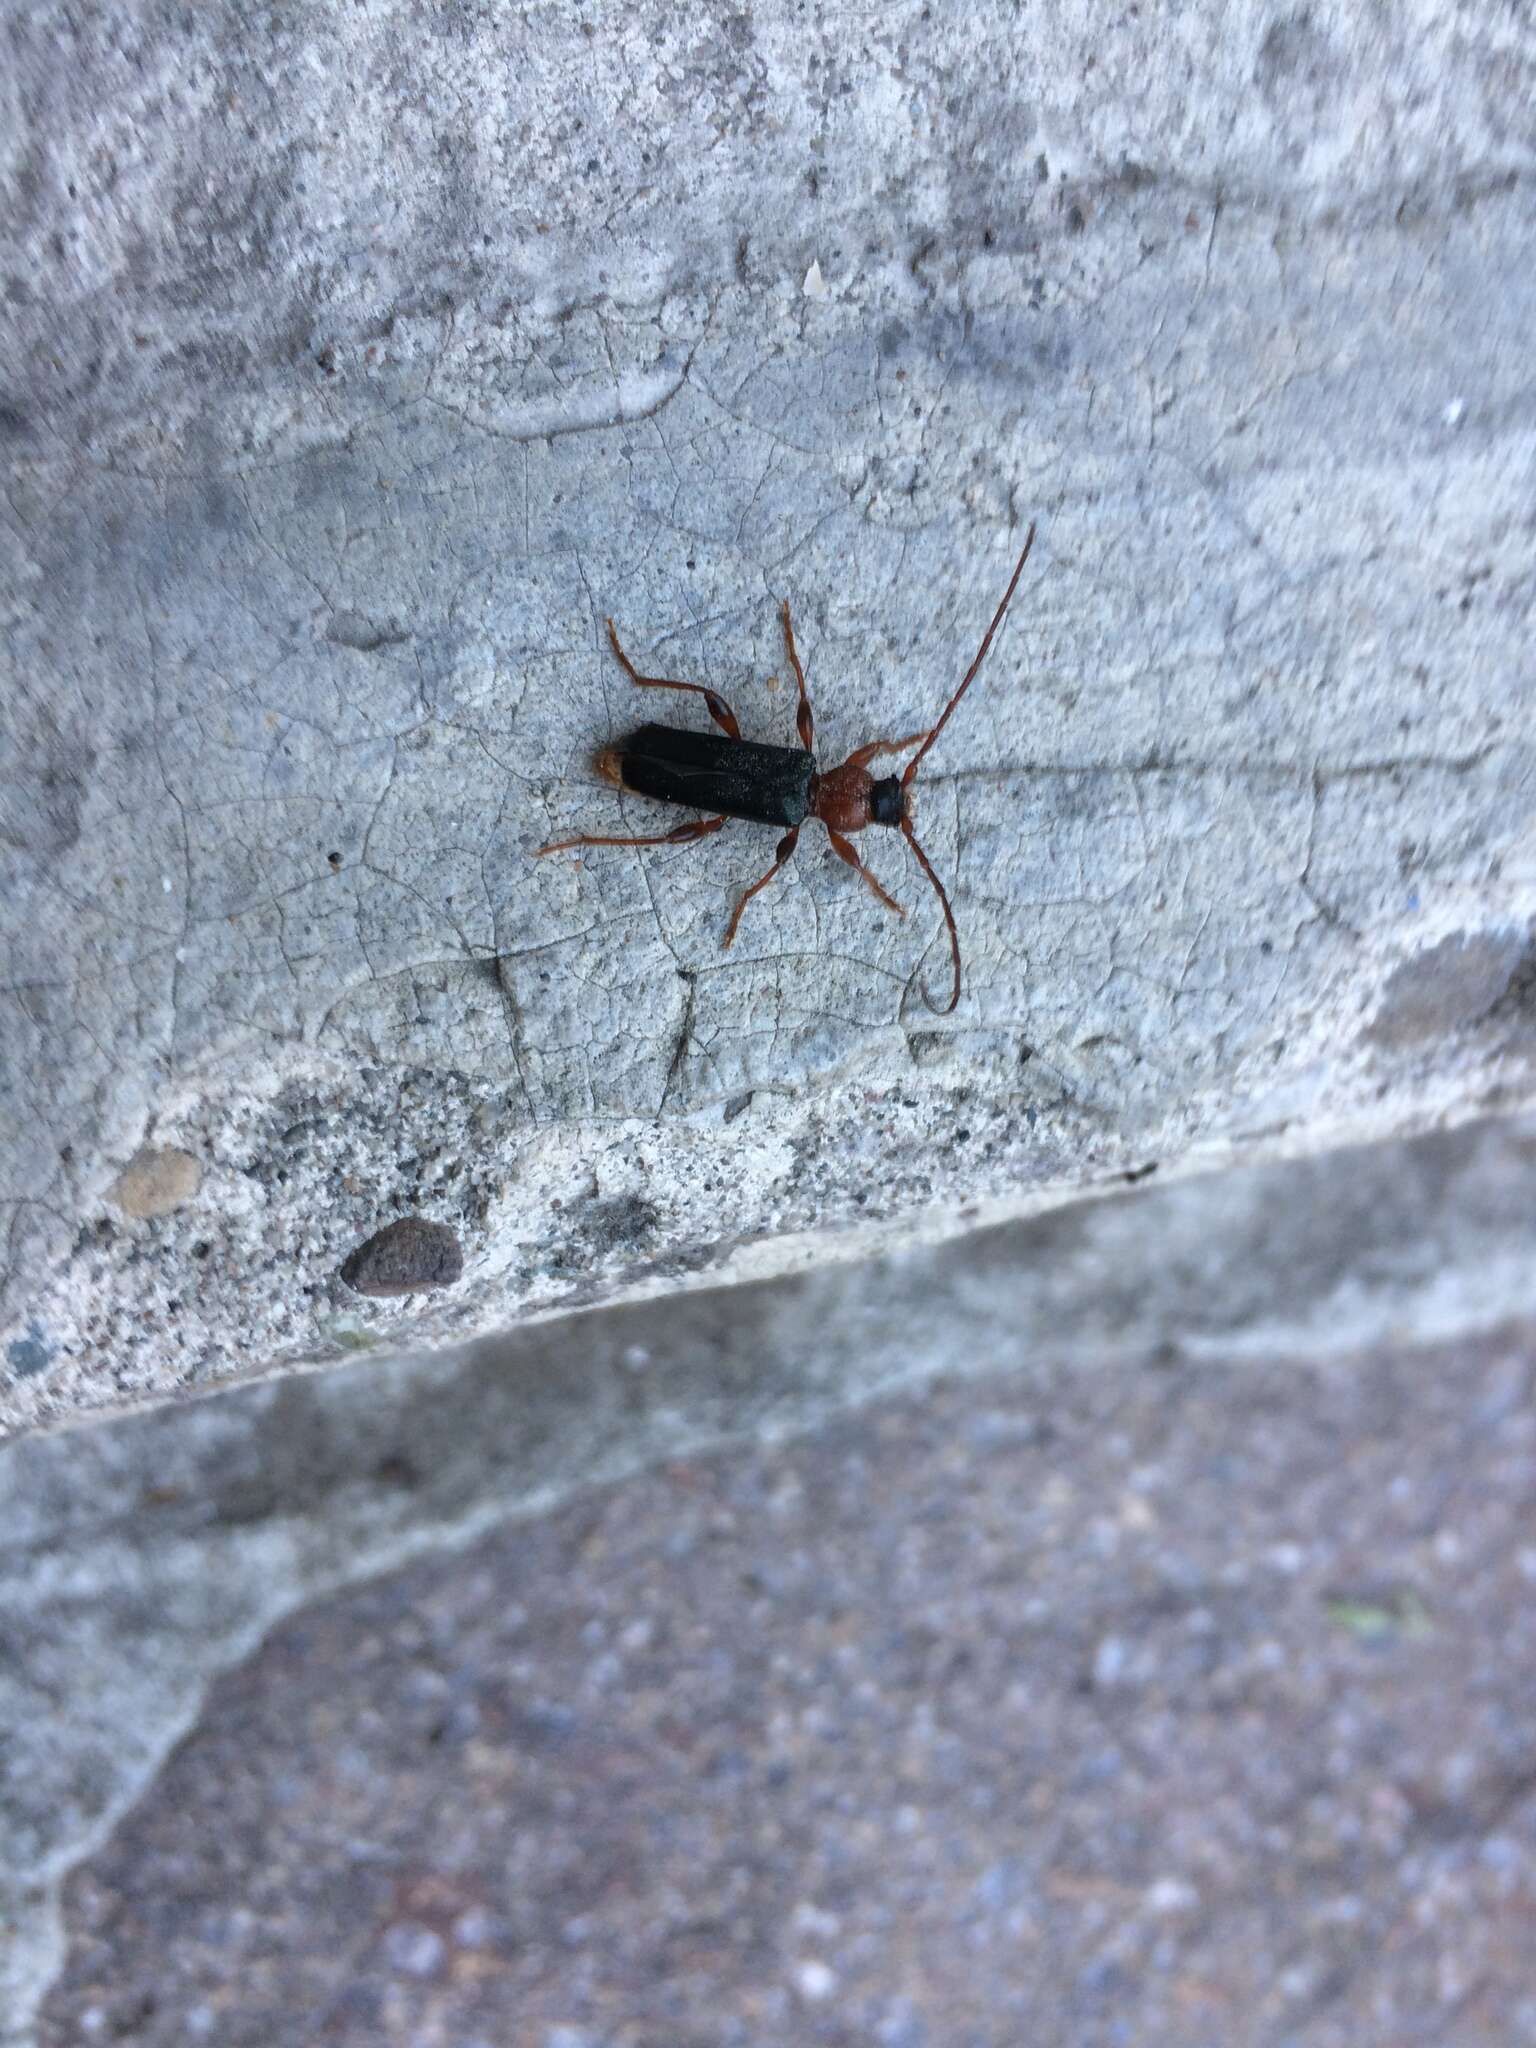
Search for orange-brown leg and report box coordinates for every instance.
[826,827,906,917]
[779,601,815,752]
[723,827,800,946]
[607,619,742,739]
[846,730,928,770]
[538,815,728,856]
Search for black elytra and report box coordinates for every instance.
[611,724,815,831]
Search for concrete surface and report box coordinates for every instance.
[4,1112,1536,2043]
[5,4,1536,1434]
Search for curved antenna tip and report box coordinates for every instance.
[901,818,962,1016]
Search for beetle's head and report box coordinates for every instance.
[869,775,905,828]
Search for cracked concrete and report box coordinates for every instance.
[4,2,1536,1433]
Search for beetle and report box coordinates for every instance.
[537,523,1036,1013]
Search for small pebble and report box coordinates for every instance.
[1091,1634,1128,1688]
[383,1921,445,1977]
[1143,1876,1199,1915]
[339,1216,463,1297]
[794,1958,838,2002]
[108,1146,201,1219]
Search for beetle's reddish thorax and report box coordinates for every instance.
[809,758,876,834]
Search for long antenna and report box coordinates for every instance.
[902,523,1037,791]
[899,523,1038,1013]
[901,816,963,1014]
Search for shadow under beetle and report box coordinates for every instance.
[538,524,1036,1013]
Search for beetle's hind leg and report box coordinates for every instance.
[723,827,800,947]
[606,620,742,739]
[537,815,729,856]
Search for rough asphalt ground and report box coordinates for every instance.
[38,1316,1536,2047]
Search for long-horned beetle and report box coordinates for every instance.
[539,525,1036,1012]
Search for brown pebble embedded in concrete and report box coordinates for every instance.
[339,1217,463,1297]
[107,1147,202,1220]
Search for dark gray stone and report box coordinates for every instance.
[339,1217,463,1298]
[1366,929,1531,1049]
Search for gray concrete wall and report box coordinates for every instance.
[4,1,1534,1435]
